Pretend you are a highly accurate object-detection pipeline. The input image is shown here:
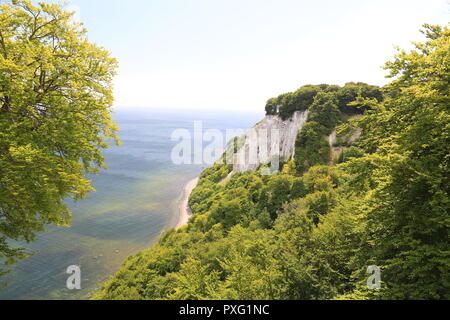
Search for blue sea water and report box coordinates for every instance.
[0,109,263,300]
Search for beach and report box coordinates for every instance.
[176,178,199,229]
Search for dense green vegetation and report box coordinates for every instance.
[0,1,118,275]
[294,121,331,173]
[265,82,383,120]
[96,24,449,300]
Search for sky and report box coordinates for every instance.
[63,0,449,111]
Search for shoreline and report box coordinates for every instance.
[175,177,199,230]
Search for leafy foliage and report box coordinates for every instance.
[265,83,383,120]
[344,23,450,299]
[294,121,331,173]
[0,0,118,274]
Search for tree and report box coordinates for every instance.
[0,0,118,273]
[346,24,450,299]
[274,204,323,299]
[294,121,331,173]
[217,226,282,300]
[335,82,383,115]
[308,92,341,133]
[264,175,294,219]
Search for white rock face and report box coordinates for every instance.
[231,111,309,173]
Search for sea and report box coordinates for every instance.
[0,108,263,300]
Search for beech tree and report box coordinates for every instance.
[347,24,449,299]
[0,0,118,273]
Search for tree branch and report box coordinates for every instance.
[0,30,8,59]
[29,19,58,41]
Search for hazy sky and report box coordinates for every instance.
[66,0,449,111]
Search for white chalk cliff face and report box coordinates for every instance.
[232,111,309,173]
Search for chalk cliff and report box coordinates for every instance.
[231,110,309,173]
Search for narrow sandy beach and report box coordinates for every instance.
[175,178,199,230]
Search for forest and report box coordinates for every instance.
[94,24,449,300]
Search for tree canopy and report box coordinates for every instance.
[265,83,383,120]
[345,23,450,299]
[0,0,118,274]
